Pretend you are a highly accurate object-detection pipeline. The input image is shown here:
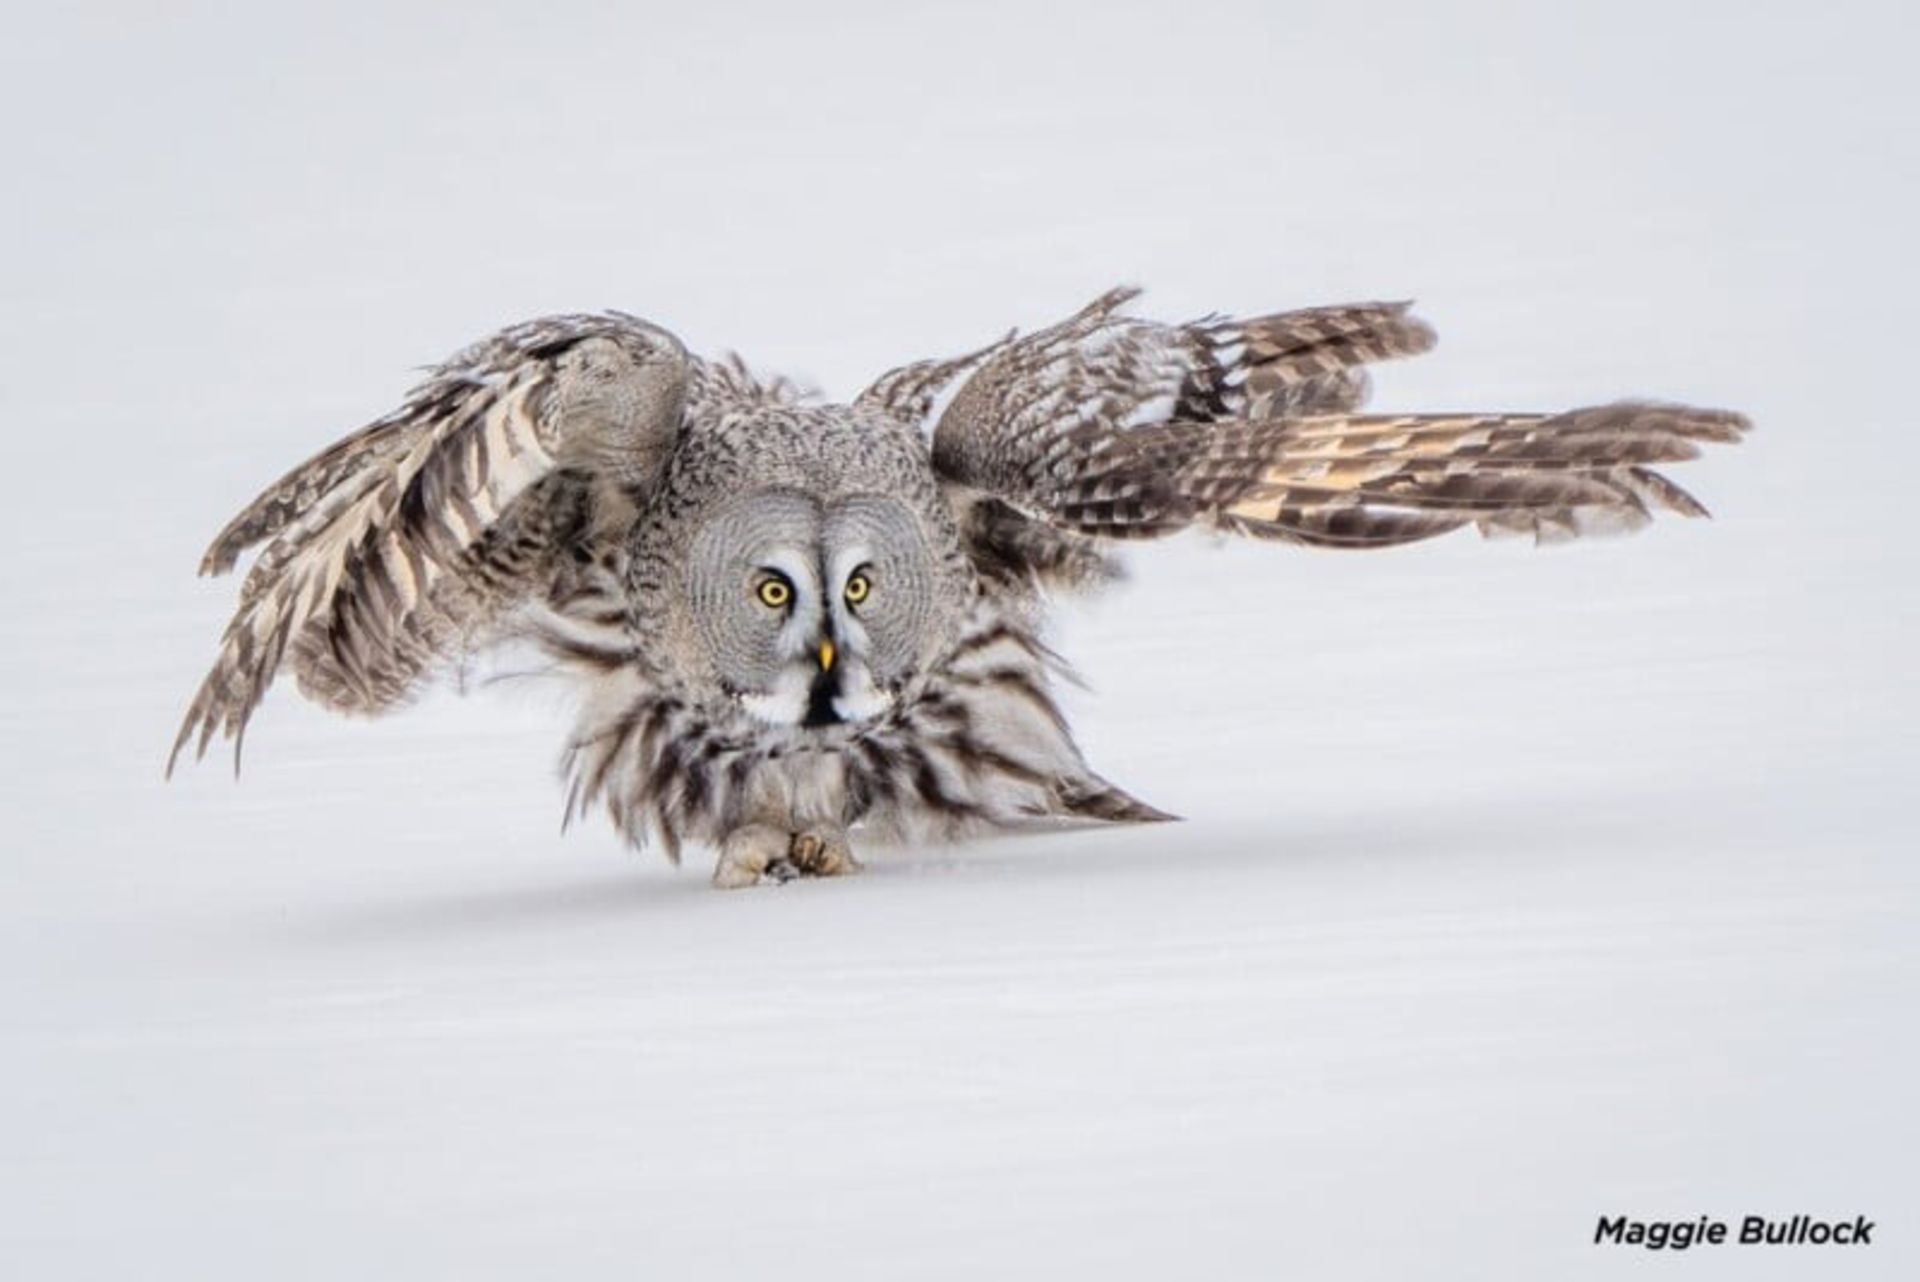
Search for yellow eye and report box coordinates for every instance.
[756,577,792,609]
[844,573,871,605]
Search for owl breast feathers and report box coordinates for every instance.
[171,287,1749,887]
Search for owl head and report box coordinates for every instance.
[679,488,961,728]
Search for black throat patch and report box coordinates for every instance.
[803,669,842,727]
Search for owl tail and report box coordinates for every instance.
[1052,775,1179,825]
[1163,401,1751,548]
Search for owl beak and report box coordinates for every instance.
[804,638,843,729]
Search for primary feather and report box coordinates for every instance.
[169,313,689,774]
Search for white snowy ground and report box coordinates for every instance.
[3,3,1915,1278]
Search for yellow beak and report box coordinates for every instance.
[817,639,836,672]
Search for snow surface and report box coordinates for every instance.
[3,2,1916,1278]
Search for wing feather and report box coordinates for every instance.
[921,288,1442,551]
[1152,403,1749,546]
[913,288,1745,562]
[169,313,690,775]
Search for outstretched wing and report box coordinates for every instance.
[170,312,692,775]
[1060,403,1751,546]
[918,288,1746,555]
[860,287,1430,432]
[873,286,1433,587]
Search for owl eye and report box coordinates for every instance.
[755,575,793,609]
[843,570,872,606]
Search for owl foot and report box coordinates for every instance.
[791,827,861,878]
[711,823,793,889]
[711,824,861,888]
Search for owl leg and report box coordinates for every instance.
[711,822,794,889]
[791,826,862,878]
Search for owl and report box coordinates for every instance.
[170,288,1748,887]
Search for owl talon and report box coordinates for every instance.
[790,828,861,878]
[711,823,792,889]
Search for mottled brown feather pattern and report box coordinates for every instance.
[911,289,1746,550]
[918,290,1449,559]
[1180,300,1438,421]
[170,313,689,774]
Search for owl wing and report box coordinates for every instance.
[914,288,1748,557]
[169,312,693,775]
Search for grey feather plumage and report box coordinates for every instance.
[172,288,1749,886]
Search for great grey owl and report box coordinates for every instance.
[170,288,1748,887]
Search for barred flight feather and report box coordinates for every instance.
[170,313,691,775]
[921,291,1440,534]
[1002,401,1749,546]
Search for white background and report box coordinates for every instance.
[2,2,1914,1277]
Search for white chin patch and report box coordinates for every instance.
[736,664,894,727]
[833,667,893,723]
[737,667,812,727]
